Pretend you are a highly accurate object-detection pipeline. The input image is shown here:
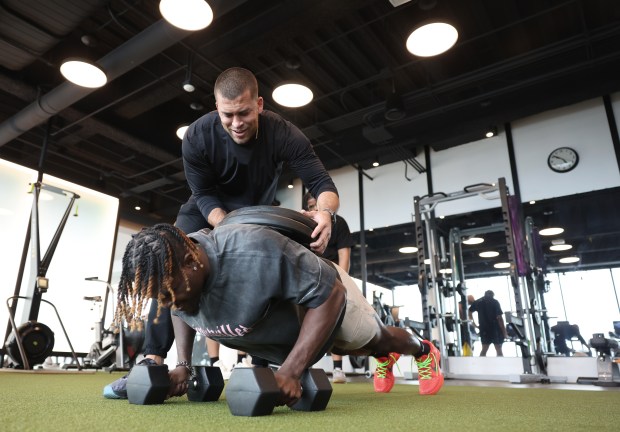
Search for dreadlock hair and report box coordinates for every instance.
[114,223,202,331]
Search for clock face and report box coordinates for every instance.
[548,147,579,173]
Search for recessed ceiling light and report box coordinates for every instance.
[60,59,107,88]
[494,262,510,269]
[159,0,214,31]
[539,227,564,236]
[559,256,580,264]
[399,246,418,253]
[463,236,484,245]
[176,125,189,140]
[550,244,572,251]
[406,22,458,57]
[272,83,313,107]
[479,251,499,258]
[439,268,452,274]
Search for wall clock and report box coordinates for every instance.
[548,147,579,173]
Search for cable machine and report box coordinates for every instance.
[414,178,548,377]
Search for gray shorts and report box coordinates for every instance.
[332,265,382,351]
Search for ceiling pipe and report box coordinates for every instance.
[0,19,192,147]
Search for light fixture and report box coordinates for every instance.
[550,244,573,251]
[372,156,380,167]
[176,125,189,140]
[406,21,458,57]
[439,268,452,274]
[539,227,564,236]
[159,0,214,31]
[134,205,142,211]
[60,58,107,88]
[424,258,431,265]
[529,200,536,205]
[287,181,294,189]
[272,83,313,108]
[399,246,418,253]
[485,126,497,138]
[479,251,499,258]
[462,236,484,245]
[559,256,580,264]
[182,52,195,92]
[494,262,510,269]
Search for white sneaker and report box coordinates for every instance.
[212,360,231,380]
[332,368,347,383]
[233,357,253,369]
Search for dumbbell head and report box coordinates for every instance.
[187,366,224,402]
[225,368,280,416]
[291,368,333,411]
[126,364,169,405]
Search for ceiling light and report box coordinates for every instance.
[399,246,418,253]
[559,256,580,264]
[550,244,572,251]
[494,262,510,269]
[60,59,107,88]
[159,0,214,31]
[272,83,313,107]
[385,79,405,121]
[485,126,497,138]
[479,251,499,258]
[539,227,564,236]
[176,125,189,140]
[423,258,431,265]
[372,161,380,167]
[183,79,195,93]
[287,181,294,189]
[182,52,195,92]
[529,200,536,205]
[439,268,452,274]
[406,22,458,57]
[134,205,141,211]
[462,236,484,245]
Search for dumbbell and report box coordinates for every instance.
[225,367,332,416]
[126,364,223,405]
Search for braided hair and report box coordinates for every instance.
[114,223,201,331]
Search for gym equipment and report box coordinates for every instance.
[219,205,317,249]
[587,333,620,387]
[2,182,80,370]
[126,364,224,405]
[225,367,332,417]
[188,366,225,402]
[550,321,591,356]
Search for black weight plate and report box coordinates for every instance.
[220,206,317,249]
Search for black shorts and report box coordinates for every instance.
[480,330,503,345]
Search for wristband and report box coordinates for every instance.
[176,360,195,378]
[322,208,337,225]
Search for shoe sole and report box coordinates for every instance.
[103,385,126,399]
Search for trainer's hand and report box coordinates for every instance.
[167,366,190,398]
[301,209,332,254]
[273,371,302,407]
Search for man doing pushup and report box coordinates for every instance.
[114,223,444,405]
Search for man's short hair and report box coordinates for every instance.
[484,290,494,298]
[302,191,315,211]
[214,67,258,100]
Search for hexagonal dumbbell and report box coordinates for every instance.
[187,366,225,402]
[126,364,169,405]
[225,367,332,416]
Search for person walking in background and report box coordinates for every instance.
[104,66,339,399]
[302,192,355,384]
[468,290,508,356]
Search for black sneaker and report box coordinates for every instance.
[103,358,158,399]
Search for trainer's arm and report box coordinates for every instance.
[168,314,196,397]
[275,279,347,406]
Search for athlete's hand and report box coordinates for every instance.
[167,366,190,398]
[301,209,332,255]
[273,370,302,407]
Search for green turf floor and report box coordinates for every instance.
[1,370,618,431]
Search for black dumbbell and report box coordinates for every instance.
[126,364,223,405]
[225,367,332,416]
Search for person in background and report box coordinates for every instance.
[104,66,339,399]
[303,191,355,384]
[468,290,508,356]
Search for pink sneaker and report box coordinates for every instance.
[373,353,400,393]
[415,340,444,395]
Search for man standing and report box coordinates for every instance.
[104,67,339,399]
[468,290,508,357]
[303,192,355,384]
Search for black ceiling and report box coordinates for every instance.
[1,0,619,288]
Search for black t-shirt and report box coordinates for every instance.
[182,110,337,218]
[173,224,338,365]
[469,297,503,333]
[322,214,355,263]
